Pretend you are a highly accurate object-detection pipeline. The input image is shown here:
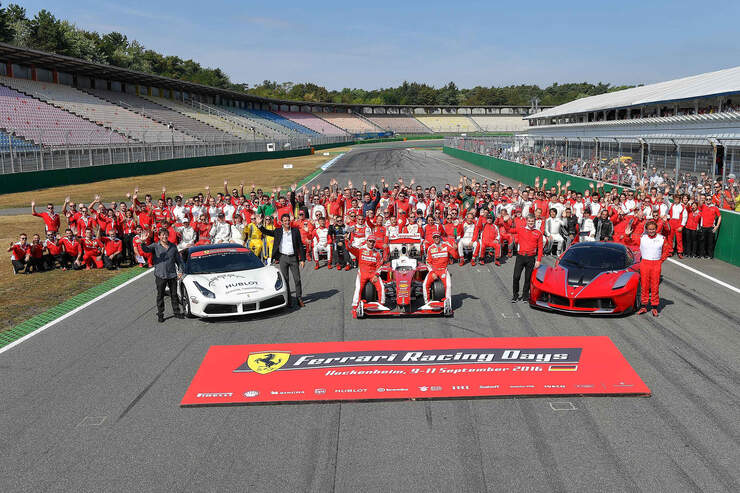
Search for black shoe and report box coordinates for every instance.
[157,315,165,323]
[520,294,529,302]
[511,295,519,303]
[175,313,184,319]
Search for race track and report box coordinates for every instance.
[1,145,739,492]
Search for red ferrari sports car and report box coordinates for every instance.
[529,242,642,315]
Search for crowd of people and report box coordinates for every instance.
[474,143,740,211]
[10,172,725,280]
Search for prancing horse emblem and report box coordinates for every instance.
[246,351,290,374]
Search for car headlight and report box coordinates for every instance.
[535,265,547,283]
[275,272,283,291]
[193,280,215,299]
[612,272,634,290]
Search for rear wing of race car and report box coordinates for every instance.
[388,233,423,258]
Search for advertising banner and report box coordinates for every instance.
[181,336,650,406]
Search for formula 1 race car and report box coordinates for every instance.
[528,242,642,315]
[353,238,453,318]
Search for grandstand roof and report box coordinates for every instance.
[526,66,740,120]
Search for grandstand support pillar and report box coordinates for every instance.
[711,140,718,185]
[617,140,623,185]
[594,138,600,161]
[6,62,12,78]
[8,134,14,173]
[30,66,37,81]
[674,143,681,186]
[52,70,59,84]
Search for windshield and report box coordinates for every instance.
[560,246,629,270]
[186,247,264,274]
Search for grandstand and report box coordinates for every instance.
[471,115,528,132]
[240,109,319,136]
[526,65,740,139]
[0,82,128,145]
[277,111,350,136]
[366,115,433,134]
[0,76,178,143]
[317,112,381,134]
[221,107,312,139]
[415,115,479,133]
[0,42,547,174]
[86,88,199,141]
[0,129,37,150]
[144,96,253,140]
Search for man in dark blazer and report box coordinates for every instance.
[260,213,306,307]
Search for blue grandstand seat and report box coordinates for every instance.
[0,130,37,151]
[230,108,319,136]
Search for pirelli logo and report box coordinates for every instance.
[234,348,581,374]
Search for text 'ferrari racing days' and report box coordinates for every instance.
[179,244,287,318]
[529,242,642,315]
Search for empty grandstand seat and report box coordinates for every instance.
[414,115,478,132]
[366,115,433,133]
[316,113,380,134]
[0,81,129,146]
[277,112,350,136]
[470,115,528,132]
[228,108,319,137]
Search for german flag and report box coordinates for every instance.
[548,364,578,371]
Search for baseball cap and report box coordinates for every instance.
[432,231,441,237]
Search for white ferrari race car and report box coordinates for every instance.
[179,244,288,318]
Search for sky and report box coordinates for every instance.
[16,0,740,90]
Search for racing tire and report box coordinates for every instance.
[431,279,445,301]
[181,285,195,318]
[363,281,378,303]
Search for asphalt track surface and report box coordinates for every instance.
[2,145,739,492]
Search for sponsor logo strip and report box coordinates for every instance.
[181,336,650,406]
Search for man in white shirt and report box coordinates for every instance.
[209,212,231,243]
[625,220,667,317]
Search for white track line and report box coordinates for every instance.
[0,268,153,356]
[665,258,740,294]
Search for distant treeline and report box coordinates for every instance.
[0,3,635,106]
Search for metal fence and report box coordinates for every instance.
[446,135,740,195]
[0,132,352,174]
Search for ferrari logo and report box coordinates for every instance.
[246,351,290,374]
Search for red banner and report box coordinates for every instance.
[181,336,650,406]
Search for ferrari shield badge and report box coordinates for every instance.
[246,352,290,374]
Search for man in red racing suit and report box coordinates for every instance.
[423,232,459,305]
[347,235,385,307]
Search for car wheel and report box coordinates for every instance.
[363,281,378,302]
[181,285,195,318]
[431,279,445,301]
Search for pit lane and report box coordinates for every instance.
[1,144,738,492]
